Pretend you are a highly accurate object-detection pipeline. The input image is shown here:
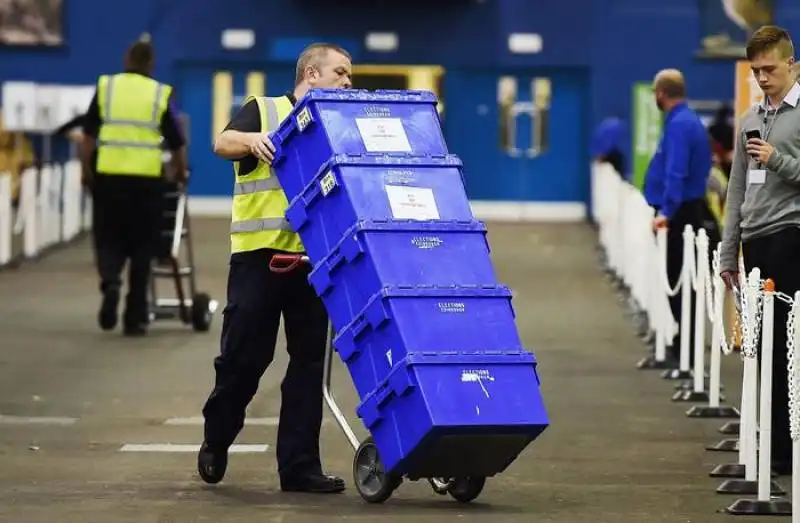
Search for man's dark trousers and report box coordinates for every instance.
[92,175,162,328]
[202,248,329,479]
[742,227,800,472]
[665,198,719,364]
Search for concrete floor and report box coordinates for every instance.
[0,219,788,522]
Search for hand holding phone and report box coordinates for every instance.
[745,129,762,159]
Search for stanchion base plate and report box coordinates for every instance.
[662,368,692,380]
[686,405,740,419]
[706,438,739,452]
[672,389,712,402]
[710,463,745,478]
[636,355,673,370]
[725,497,792,515]
[716,479,785,496]
[719,421,740,435]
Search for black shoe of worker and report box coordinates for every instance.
[280,473,346,493]
[98,287,120,331]
[197,442,228,484]
[122,323,148,337]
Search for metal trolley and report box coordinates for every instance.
[269,253,487,505]
[148,181,218,332]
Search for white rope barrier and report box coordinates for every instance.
[590,162,800,516]
[0,159,90,270]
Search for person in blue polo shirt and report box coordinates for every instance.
[644,68,714,365]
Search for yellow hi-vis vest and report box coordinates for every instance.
[230,95,304,254]
[706,166,728,229]
[96,72,172,176]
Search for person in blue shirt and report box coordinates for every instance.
[643,69,716,366]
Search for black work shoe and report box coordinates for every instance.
[122,323,147,337]
[98,288,120,331]
[197,442,228,484]
[280,473,346,493]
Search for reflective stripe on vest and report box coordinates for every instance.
[229,95,303,254]
[96,73,171,176]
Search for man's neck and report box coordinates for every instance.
[293,84,309,101]
[767,84,793,108]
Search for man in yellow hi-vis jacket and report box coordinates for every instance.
[198,43,352,493]
[80,39,187,336]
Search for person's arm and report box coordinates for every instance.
[765,143,800,183]
[159,94,188,180]
[213,100,264,160]
[659,120,690,220]
[719,128,748,274]
[79,91,100,185]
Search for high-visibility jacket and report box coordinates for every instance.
[96,72,172,176]
[230,95,303,254]
[706,166,728,229]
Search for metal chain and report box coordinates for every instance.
[740,281,762,360]
[787,303,799,441]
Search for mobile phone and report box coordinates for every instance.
[745,129,761,141]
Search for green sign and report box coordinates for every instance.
[631,82,663,190]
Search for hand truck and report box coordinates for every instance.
[148,180,218,331]
[269,253,487,505]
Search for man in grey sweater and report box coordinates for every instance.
[719,25,800,476]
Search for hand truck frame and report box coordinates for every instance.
[269,253,487,504]
[149,181,219,331]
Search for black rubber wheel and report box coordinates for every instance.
[191,292,212,332]
[447,477,486,503]
[353,437,401,504]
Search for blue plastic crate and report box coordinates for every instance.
[285,153,474,262]
[309,219,498,331]
[356,351,549,479]
[270,89,448,202]
[334,285,523,399]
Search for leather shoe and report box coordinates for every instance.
[197,442,228,484]
[98,287,119,331]
[281,473,346,493]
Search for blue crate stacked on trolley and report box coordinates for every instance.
[270,88,549,503]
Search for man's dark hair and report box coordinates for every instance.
[125,40,155,75]
[746,25,794,61]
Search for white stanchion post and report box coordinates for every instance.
[676,229,709,401]
[639,225,675,370]
[661,225,694,381]
[20,168,38,259]
[689,245,740,418]
[726,278,792,515]
[0,174,10,266]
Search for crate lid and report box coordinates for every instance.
[375,283,513,298]
[300,88,439,104]
[345,218,487,235]
[324,152,462,171]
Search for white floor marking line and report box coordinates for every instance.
[164,416,280,426]
[119,443,269,453]
[0,415,78,425]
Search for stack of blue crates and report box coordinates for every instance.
[270,88,549,480]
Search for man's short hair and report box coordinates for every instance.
[294,43,351,86]
[654,69,686,99]
[746,25,795,61]
[126,40,155,73]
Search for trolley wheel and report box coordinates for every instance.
[447,477,486,503]
[353,437,401,504]
[190,292,212,332]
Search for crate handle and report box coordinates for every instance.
[302,178,322,208]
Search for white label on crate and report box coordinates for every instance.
[319,170,336,196]
[385,185,440,220]
[386,349,393,366]
[355,117,412,152]
[296,107,313,132]
[411,236,443,249]
[461,369,494,398]
[438,301,465,313]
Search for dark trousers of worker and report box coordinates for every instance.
[91,176,162,327]
[665,198,720,365]
[742,227,800,468]
[202,248,329,479]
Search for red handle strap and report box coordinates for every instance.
[269,254,310,273]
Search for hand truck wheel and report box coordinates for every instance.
[190,292,212,332]
[353,437,401,503]
[447,476,486,503]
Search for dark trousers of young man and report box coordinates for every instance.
[201,248,338,488]
[741,226,800,474]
